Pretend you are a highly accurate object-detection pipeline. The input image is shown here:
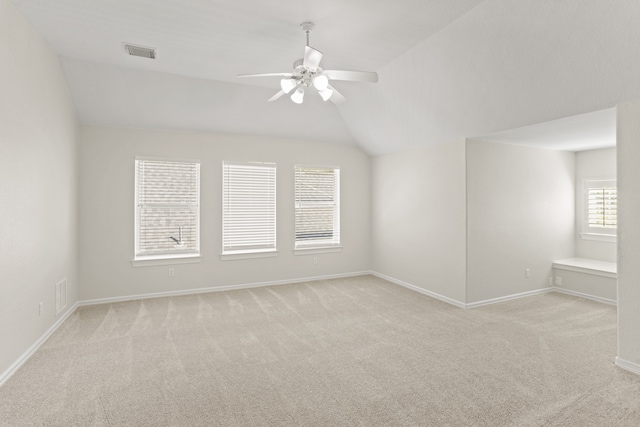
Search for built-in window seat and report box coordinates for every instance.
[552,257,617,305]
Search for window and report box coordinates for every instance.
[295,165,340,250]
[222,161,276,258]
[582,178,617,241]
[134,158,200,262]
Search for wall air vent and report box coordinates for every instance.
[124,43,156,59]
[55,278,67,315]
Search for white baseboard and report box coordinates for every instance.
[371,271,617,310]
[370,271,466,308]
[2,270,620,388]
[0,302,79,387]
[371,271,555,309]
[77,271,372,307]
[466,288,553,309]
[615,357,640,375]
[552,287,617,306]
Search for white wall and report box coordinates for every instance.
[617,99,640,366]
[0,0,78,378]
[575,148,617,262]
[466,140,575,303]
[371,140,467,303]
[79,126,370,301]
[575,148,616,262]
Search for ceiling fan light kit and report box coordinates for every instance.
[237,22,378,105]
[280,78,297,94]
[313,74,329,91]
[291,88,305,104]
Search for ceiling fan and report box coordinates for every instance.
[237,22,378,105]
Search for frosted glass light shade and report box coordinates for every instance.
[291,88,304,104]
[281,78,297,94]
[313,74,329,90]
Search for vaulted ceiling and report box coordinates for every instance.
[11,0,640,155]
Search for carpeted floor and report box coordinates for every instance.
[1,275,640,426]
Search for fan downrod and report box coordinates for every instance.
[300,22,314,46]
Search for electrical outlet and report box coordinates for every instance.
[525,268,531,278]
[168,268,175,278]
[555,276,562,286]
[39,302,43,317]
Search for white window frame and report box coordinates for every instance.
[221,161,277,260]
[294,165,341,254]
[581,178,617,243]
[133,157,201,266]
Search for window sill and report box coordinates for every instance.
[294,246,342,255]
[220,250,278,261]
[580,232,616,243]
[132,254,202,267]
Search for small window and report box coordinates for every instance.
[134,158,200,260]
[582,178,617,241]
[222,161,277,258]
[295,165,340,250]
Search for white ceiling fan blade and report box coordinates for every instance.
[303,46,323,71]
[267,90,285,102]
[326,84,346,105]
[237,72,293,78]
[323,70,378,83]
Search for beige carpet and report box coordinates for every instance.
[1,275,640,426]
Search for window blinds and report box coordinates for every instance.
[587,187,617,228]
[222,162,276,253]
[295,166,340,248]
[135,159,200,257]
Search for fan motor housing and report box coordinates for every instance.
[293,58,322,87]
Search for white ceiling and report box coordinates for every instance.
[11,0,483,83]
[475,108,616,152]
[60,57,357,146]
[11,0,640,155]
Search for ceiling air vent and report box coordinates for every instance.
[124,43,156,59]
